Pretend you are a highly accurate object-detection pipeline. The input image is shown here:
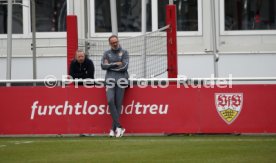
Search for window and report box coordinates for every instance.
[91,0,202,36]
[221,0,276,35]
[225,0,276,31]
[0,0,23,34]
[0,0,67,37]
[158,0,199,31]
[93,0,152,33]
[32,0,67,32]
[95,0,111,32]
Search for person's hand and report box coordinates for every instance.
[115,62,123,66]
[104,59,109,64]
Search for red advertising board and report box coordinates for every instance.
[0,85,276,135]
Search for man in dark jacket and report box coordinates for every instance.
[70,50,95,83]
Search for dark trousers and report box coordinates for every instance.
[106,85,125,131]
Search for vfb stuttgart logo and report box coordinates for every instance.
[215,93,243,125]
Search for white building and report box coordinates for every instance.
[0,0,276,80]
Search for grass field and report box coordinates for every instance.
[0,135,276,163]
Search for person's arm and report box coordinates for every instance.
[111,50,129,72]
[101,52,118,70]
[85,60,95,79]
[70,61,84,78]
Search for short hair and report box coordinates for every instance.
[75,49,85,54]
[108,35,118,42]
[75,49,86,58]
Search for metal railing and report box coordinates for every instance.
[1,77,276,87]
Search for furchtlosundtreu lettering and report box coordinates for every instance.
[30,100,169,120]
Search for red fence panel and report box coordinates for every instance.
[0,85,276,135]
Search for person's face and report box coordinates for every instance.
[76,52,85,64]
[109,37,119,50]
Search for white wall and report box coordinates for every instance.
[0,57,66,80]
[178,53,276,79]
[1,53,276,80]
[218,54,276,77]
[178,55,214,78]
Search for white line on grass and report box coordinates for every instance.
[0,145,7,148]
[14,141,33,145]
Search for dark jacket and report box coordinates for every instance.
[70,57,95,79]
